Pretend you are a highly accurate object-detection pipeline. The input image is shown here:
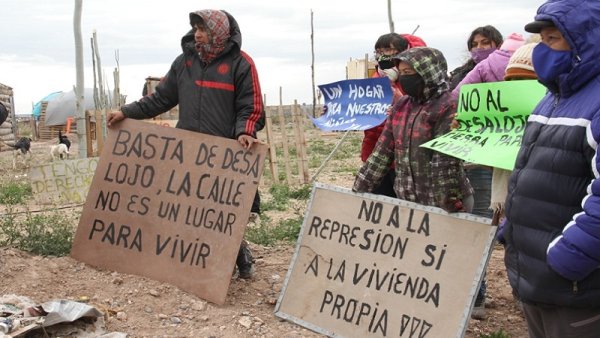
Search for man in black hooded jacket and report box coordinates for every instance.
[108,9,264,279]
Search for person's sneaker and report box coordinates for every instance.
[471,297,486,320]
[238,264,255,279]
[236,241,255,279]
[247,212,260,228]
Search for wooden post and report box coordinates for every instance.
[95,109,104,156]
[85,111,93,157]
[292,100,310,184]
[264,108,279,183]
[278,87,292,185]
[310,9,316,118]
[74,0,87,158]
[387,0,395,33]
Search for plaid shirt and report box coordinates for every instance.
[354,48,472,211]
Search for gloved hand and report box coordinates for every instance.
[496,218,507,245]
[442,196,465,213]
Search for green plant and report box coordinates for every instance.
[308,139,334,156]
[0,209,76,256]
[480,330,510,338]
[289,184,311,200]
[246,214,304,246]
[262,184,311,211]
[0,181,32,205]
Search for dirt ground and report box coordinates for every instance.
[0,133,529,338]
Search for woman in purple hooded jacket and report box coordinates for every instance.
[451,33,525,100]
[448,25,503,91]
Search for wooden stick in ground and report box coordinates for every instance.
[264,108,279,183]
[292,100,310,184]
[95,109,105,155]
[85,110,93,157]
[278,87,292,185]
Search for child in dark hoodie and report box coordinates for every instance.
[354,47,473,213]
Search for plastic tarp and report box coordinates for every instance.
[31,91,62,117]
[44,88,97,126]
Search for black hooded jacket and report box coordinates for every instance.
[121,10,265,139]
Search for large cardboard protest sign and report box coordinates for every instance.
[29,157,98,204]
[421,80,546,170]
[311,78,393,131]
[275,184,495,338]
[71,119,267,304]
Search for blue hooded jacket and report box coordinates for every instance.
[504,0,600,308]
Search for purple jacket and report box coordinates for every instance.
[451,49,512,100]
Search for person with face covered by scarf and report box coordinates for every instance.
[501,1,600,336]
[360,33,427,198]
[107,9,264,279]
[354,47,473,213]
[448,25,504,91]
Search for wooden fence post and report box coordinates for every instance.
[264,108,279,183]
[85,111,93,157]
[292,100,310,184]
[278,89,293,185]
[95,110,105,156]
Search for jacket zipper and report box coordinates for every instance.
[573,281,579,294]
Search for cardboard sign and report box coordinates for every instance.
[144,119,178,128]
[311,78,394,131]
[29,157,99,204]
[71,119,267,305]
[421,80,546,170]
[275,184,495,338]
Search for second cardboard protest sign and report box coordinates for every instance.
[276,184,496,338]
[71,119,267,305]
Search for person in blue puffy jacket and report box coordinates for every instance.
[502,1,600,337]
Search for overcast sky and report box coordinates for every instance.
[0,0,542,114]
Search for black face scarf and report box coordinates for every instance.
[399,73,425,99]
[377,57,396,70]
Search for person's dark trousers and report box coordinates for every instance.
[522,302,600,338]
[465,166,492,314]
[236,191,260,278]
[251,191,260,214]
[371,169,397,198]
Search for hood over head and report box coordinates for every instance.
[528,0,600,96]
[395,47,449,102]
[182,10,242,60]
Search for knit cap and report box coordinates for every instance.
[504,42,538,80]
[500,33,525,53]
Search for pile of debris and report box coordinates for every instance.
[0,295,125,337]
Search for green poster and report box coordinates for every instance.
[421,80,547,170]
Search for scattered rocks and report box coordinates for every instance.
[191,300,207,311]
[116,311,127,321]
[238,316,253,329]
